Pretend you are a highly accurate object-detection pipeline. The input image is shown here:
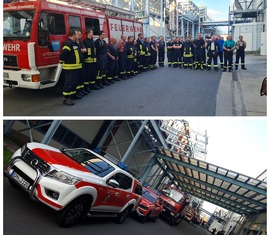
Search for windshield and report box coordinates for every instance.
[62,149,115,177]
[142,188,158,204]
[161,188,184,203]
[4,10,35,39]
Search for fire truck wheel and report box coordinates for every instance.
[115,206,132,224]
[56,197,91,227]
[169,217,177,226]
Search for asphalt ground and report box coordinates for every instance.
[4,65,221,116]
[3,177,209,235]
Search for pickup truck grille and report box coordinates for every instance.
[163,201,176,213]
[22,150,50,174]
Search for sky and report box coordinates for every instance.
[193,0,231,21]
[187,117,267,213]
[193,0,231,34]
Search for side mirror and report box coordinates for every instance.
[107,179,120,188]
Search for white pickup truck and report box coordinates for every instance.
[4,142,142,227]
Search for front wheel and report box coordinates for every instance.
[115,207,131,224]
[55,197,90,227]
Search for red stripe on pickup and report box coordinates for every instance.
[37,184,63,209]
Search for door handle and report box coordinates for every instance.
[115,192,120,196]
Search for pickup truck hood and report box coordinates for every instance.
[27,142,90,173]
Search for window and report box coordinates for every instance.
[109,173,132,190]
[135,183,143,195]
[69,15,81,32]
[3,10,35,39]
[85,18,100,35]
[63,149,115,177]
[48,13,65,35]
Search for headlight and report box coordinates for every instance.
[47,170,81,185]
[21,74,32,82]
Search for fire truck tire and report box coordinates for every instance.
[140,211,151,223]
[169,217,176,226]
[55,196,92,227]
[115,206,132,224]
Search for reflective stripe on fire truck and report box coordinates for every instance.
[28,42,37,71]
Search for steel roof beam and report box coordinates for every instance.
[164,167,266,209]
[177,180,259,213]
[187,190,246,215]
[155,152,266,196]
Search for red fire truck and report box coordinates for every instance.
[3,0,143,92]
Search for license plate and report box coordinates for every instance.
[4,72,9,79]
[11,170,30,190]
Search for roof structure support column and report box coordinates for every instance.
[122,120,148,163]
[4,120,15,135]
[140,157,156,184]
[41,120,62,145]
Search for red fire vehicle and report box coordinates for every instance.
[134,186,163,223]
[160,184,189,226]
[3,0,143,92]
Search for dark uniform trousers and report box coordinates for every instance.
[107,59,119,80]
[173,50,181,68]
[207,51,218,70]
[167,50,173,67]
[158,49,165,66]
[96,55,107,81]
[235,48,246,69]
[194,49,204,69]
[223,51,233,71]
[63,70,80,97]
[218,51,224,68]
[85,62,97,86]
[118,52,127,79]
[150,51,157,68]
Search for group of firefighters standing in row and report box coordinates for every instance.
[59,30,247,106]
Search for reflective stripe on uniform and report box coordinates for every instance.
[62,46,71,51]
[62,63,82,70]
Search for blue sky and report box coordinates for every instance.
[193,0,231,21]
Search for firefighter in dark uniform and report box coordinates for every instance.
[144,37,151,70]
[193,34,205,70]
[183,36,193,69]
[235,35,247,70]
[166,38,173,67]
[223,35,236,72]
[190,37,195,68]
[172,37,182,68]
[133,39,139,76]
[116,35,127,79]
[83,28,100,90]
[95,30,110,86]
[106,37,120,83]
[136,33,145,72]
[216,35,224,68]
[157,36,165,67]
[206,36,219,71]
[126,36,135,78]
[59,30,82,106]
[150,36,158,69]
[179,36,184,68]
[75,31,88,98]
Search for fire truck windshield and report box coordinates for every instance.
[162,188,184,203]
[142,188,158,204]
[3,10,35,40]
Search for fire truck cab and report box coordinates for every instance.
[3,0,143,92]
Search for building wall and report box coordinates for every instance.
[233,22,264,51]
